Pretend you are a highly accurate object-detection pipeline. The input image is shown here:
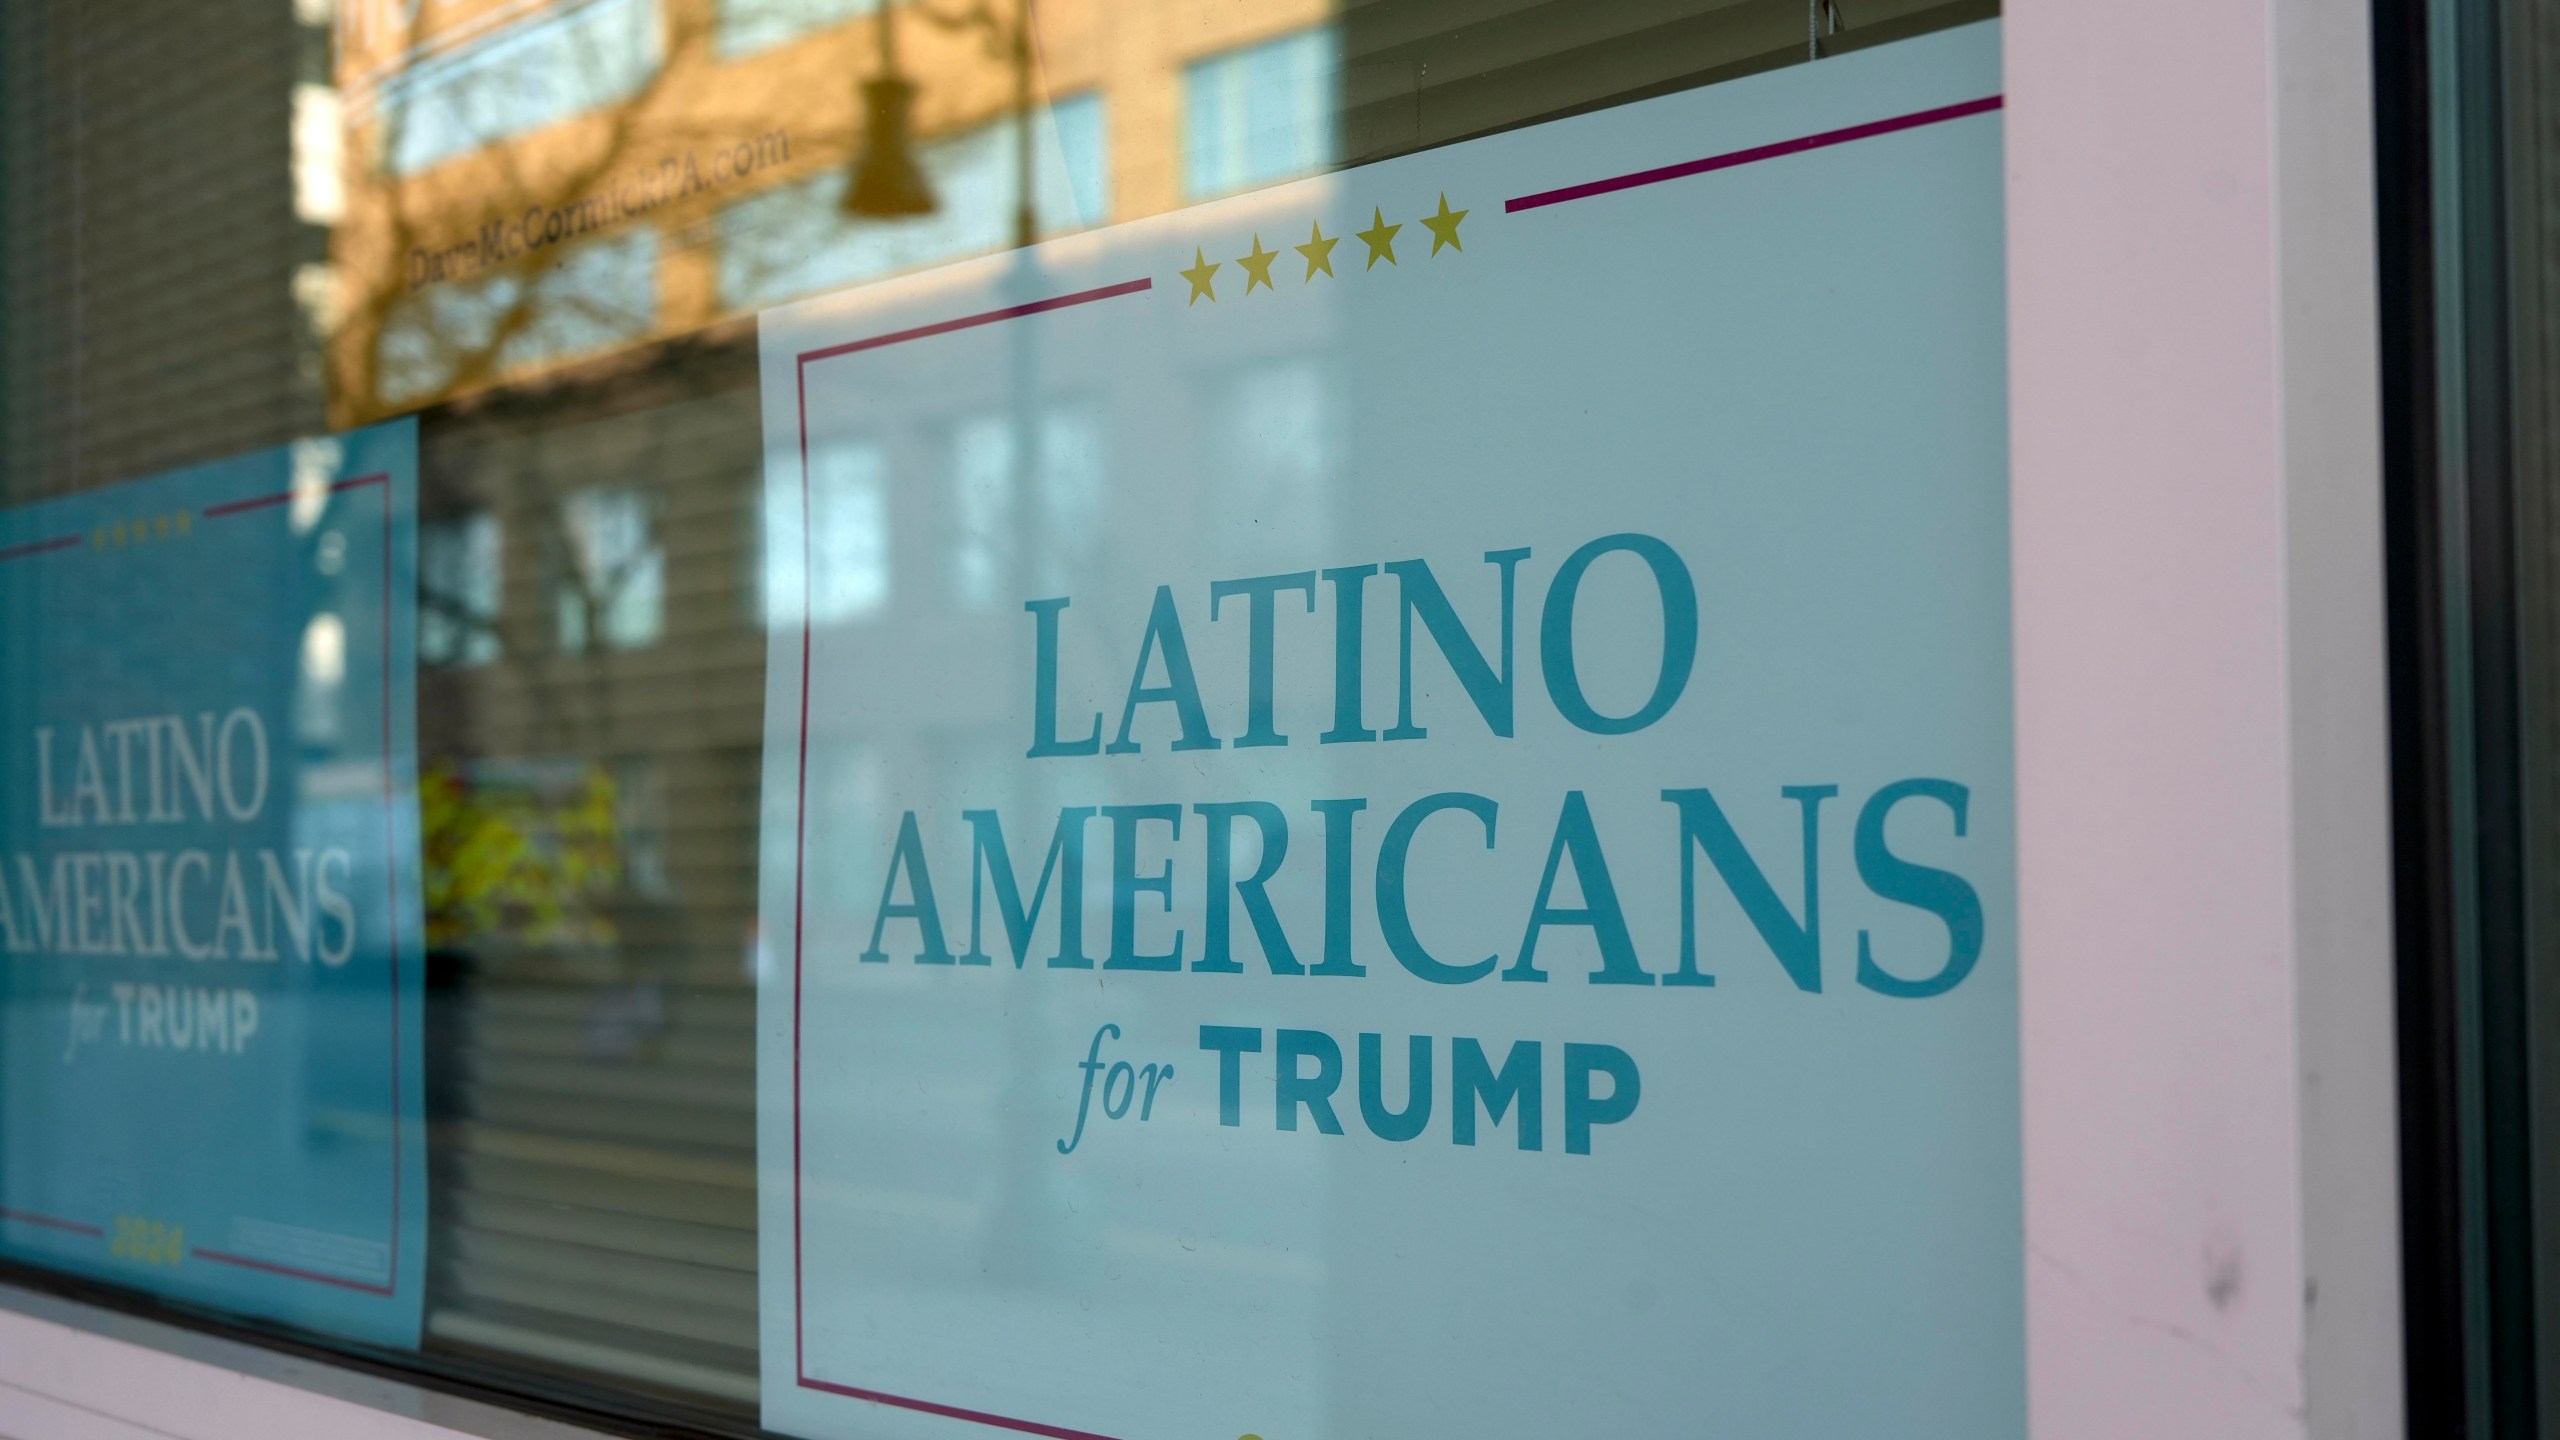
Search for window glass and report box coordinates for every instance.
[717,0,878,60]
[555,487,665,653]
[762,440,893,627]
[381,230,663,406]
[420,511,504,667]
[0,0,2004,1433]
[378,0,666,177]
[716,92,1108,312]
[1184,28,1340,200]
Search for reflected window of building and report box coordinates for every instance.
[1183,27,1338,200]
[1036,405,1106,596]
[762,440,892,626]
[295,611,349,745]
[949,415,1012,610]
[611,758,677,900]
[378,230,662,406]
[1211,359,1335,572]
[945,407,1109,607]
[716,0,875,59]
[1051,92,1109,222]
[421,511,505,668]
[376,0,664,177]
[557,488,665,652]
[715,93,1108,312]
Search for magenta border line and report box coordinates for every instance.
[801,278,1153,366]
[201,471,389,520]
[1504,93,2003,213]
[0,536,82,565]
[0,1209,103,1238]
[195,1247,390,1294]
[799,1380,1126,1440]
[1,469,403,1300]
[790,276,1149,1440]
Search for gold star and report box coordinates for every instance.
[1296,220,1338,280]
[1357,207,1401,269]
[1421,192,1468,255]
[1236,234,1279,293]
[1181,246,1219,305]
[90,527,106,551]
[111,522,127,548]
[176,510,192,536]
[153,514,169,540]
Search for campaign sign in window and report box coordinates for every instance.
[756,24,2016,1440]
[0,421,426,1348]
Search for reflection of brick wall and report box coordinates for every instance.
[0,0,324,504]
[327,0,1337,424]
[327,0,2000,427]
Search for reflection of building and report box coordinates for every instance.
[342,0,1994,1417]
[326,0,1337,422]
[329,0,1997,421]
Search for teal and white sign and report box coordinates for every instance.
[758,24,2016,1438]
[0,423,426,1348]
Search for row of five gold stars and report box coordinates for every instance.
[1182,193,1469,305]
[92,511,192,549]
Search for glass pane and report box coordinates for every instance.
[0,0,2005,1433]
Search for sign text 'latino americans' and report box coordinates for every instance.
[850,533,1988,1157]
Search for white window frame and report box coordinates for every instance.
[2007,0,2401,1434]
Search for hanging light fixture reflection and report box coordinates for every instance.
[844,1,937,218]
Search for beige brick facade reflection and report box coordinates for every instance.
[328,0,1329,425]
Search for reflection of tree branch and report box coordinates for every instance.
[343,7,797,787]
[911,0,1009,54]
[557,512,657,655]
[418,581,499,641]
[340,0,782,420]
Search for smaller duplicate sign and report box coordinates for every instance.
[0,422,426,1348]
